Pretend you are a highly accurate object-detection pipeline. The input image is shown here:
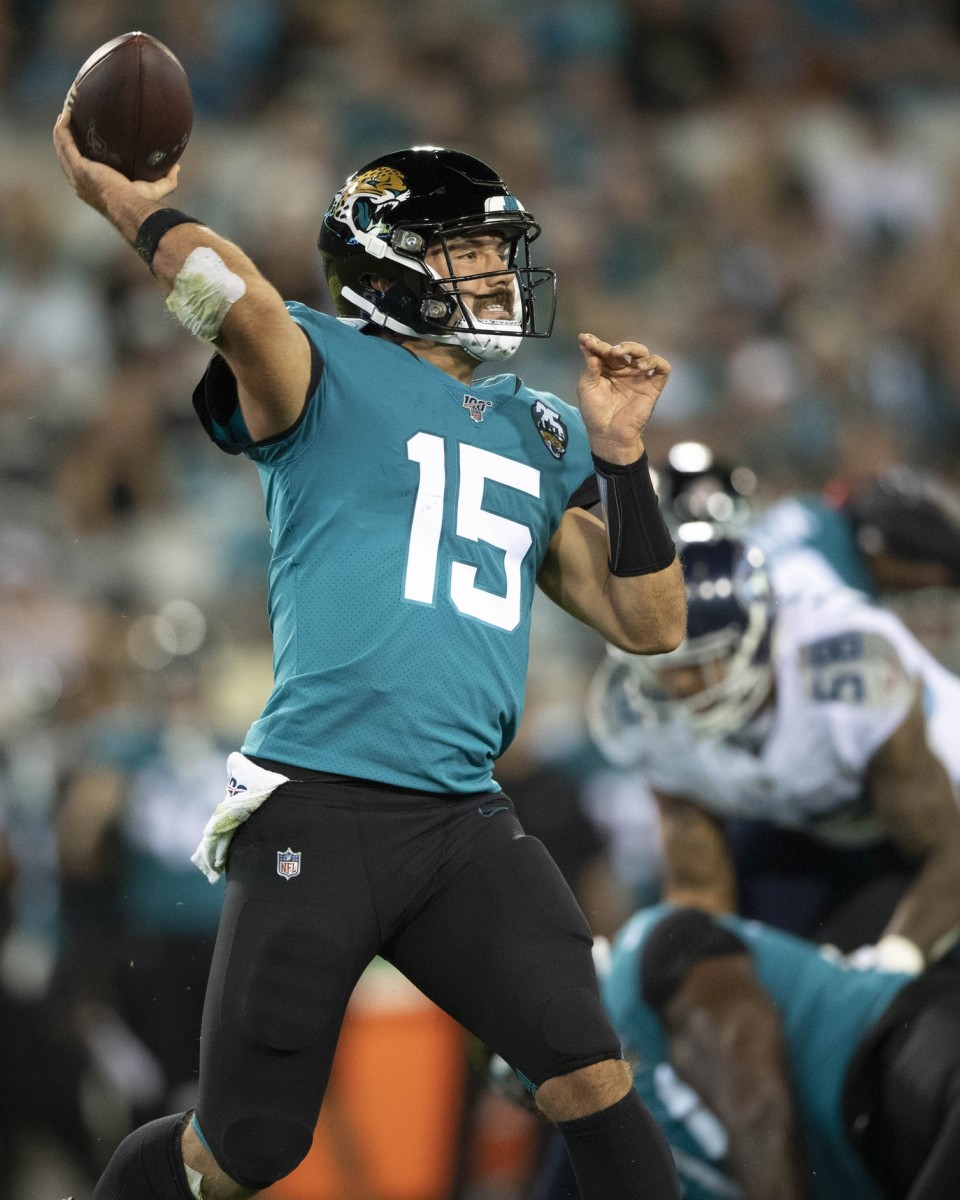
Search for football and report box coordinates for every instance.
[67,31,193,182]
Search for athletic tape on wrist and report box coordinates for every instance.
[134,208,202,272]
[594,452,676,576]
[165,247,246,342]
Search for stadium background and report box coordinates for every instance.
[4,0,960,1196]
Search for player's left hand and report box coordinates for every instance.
[577,333,670,464]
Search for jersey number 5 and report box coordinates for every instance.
[404,433,540,632]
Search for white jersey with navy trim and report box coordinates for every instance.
[748,495,875,604]
[624,588,960,843]
[200,306,595,794]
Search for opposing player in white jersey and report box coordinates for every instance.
[590,532,960,970]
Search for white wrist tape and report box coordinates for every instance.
[873,934,924,975]
[165,247,246,342]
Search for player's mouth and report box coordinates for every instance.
[473,291,516,321]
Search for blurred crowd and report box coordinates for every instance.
[5,0,960,1196]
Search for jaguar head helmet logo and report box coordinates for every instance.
[331,167,412,238]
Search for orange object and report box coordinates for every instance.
[265,960,468,1200]
[464,1088,542,1192]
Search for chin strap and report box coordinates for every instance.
[455,328,522,362]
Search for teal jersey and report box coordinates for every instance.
[603,905,911,1200]
[749,495,875,600]
[213,307,594,793]
[78,719,227,934]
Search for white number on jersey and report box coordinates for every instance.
[799,630,913,709]
[404,433,540,632]
[653,1062,729,1161]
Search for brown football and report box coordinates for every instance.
[68,31,193,182]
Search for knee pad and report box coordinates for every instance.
[93,1112,194,1200]
[197,1112,315,1191]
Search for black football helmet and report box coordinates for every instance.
[653,442,758,536]
[318,147,556,361]
[834,466,960,582]
[589,534,777,755]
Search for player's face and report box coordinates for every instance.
[425,233,516,322]
[655,658,728,702]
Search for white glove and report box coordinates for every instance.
[846,934,924,975]
[191,751,289,882]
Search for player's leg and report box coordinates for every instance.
[191,788,384,1191]
[94,786,382,1198]
[93,1112,202,1200]
[384,800,679,1200]
[181,1120,256,1200]
[91,1113,253,1200]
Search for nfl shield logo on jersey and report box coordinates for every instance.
[276,848,301,880]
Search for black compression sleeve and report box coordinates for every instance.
[593,452,676,576]
[558,1090,680,1200]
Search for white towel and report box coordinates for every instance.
[192,751,290,883]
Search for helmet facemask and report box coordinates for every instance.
[587,538,777,760]
[626,600,775,738]
[342,220,555,362]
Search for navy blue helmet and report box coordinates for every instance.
[589,534,777,755]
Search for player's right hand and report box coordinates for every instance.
[53,107,179,216]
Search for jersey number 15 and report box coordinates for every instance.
[404,433,540,632]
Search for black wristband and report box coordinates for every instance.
[134,208,202,272]
[593,451,676,576]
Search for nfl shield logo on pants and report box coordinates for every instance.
[277,848,301,880]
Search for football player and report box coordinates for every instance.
[589,532,960,968]
[54,113,686,1200]
[603,903,960,1200]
